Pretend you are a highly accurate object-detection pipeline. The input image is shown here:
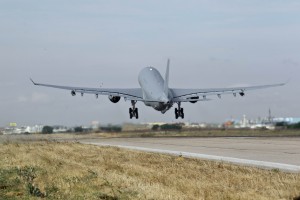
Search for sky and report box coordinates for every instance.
[1,0,300,126]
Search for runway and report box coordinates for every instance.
[80,137,300,172]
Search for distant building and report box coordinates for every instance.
[185,122,208,128]
[2,125,43,134]
[91,121,100,130]
[223,114,275,130]
[273,118,300,125]
[53,126,68,133]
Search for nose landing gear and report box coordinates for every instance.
[175,102,184,119]
[129,100,138,119]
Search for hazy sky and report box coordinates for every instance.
[1,0,300,126]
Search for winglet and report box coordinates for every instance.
[164,59,170,96]
[30,78,37,85]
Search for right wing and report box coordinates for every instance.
[171,82,286,102]
[30,79,144,101]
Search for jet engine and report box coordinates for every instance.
[109,95,121,103]
[71,90,76,96]
[188,96,199,103]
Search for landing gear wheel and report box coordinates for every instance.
[175,108,179,119]
[175,103,185,119]
[135,108,139,119]
[181,108,184,119]
[129,100,138,119]
[129,108,133,119]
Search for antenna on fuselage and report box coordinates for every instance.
[164,59,170,96]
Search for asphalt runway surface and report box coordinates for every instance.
[80,137,300,172]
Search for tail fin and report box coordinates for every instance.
[164,59,170,96]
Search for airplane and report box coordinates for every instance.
[30,59,285,119]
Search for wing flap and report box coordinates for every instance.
[172,98,211,102]
[30,79,143,101]
[171,82,286,101]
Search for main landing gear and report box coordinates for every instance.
[175,102,184,119]
[129,100,138,119]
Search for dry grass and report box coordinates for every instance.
[0,141,300,200]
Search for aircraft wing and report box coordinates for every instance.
[30,79,143,101]
[171,82,286,102]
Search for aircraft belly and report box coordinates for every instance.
[143,101,167,110]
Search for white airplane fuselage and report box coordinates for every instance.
[138,67,173,113]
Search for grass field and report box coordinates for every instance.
[0,141,300,200]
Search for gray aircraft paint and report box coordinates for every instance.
[138,66,172,113]
[31,60,285,119]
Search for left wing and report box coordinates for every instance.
[30,79,143,101]
[171,82,286,102]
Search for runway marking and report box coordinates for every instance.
[84,142,300,173]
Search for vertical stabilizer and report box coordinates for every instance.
[164,59,170,96]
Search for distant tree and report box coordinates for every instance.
[160,124,182,131]
[74,126,84,133]
[275,122,288,127]
[294,122,300,129]
[111,126,122,132]
[288,122,300,129]
[100,126,122,132]
[152,125,160,131]
[42,126,53,134]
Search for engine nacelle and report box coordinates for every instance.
[239,92,245,96]
[71,90,76,96]
[109,95,121,103]
[188,96,199,103]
